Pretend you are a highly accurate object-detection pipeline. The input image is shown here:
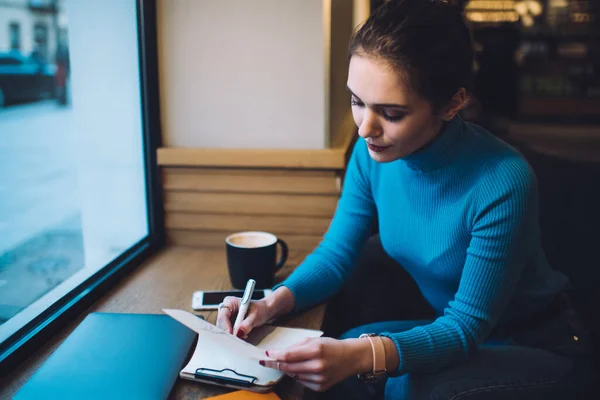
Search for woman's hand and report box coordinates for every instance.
[215,296,271,338]
[259,337,373,392]
[215,286,296,338]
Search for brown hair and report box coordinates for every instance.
[349,0,474,112]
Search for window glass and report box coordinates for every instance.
[0,0,149,344]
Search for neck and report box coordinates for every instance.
[400,117,463,172]
[412,118,448,156]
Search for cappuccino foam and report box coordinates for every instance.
[227,232,276,248]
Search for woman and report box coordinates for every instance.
[216,1,590,398]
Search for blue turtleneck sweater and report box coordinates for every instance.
[275,117,567,375]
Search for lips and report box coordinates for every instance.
[367,143,391,153]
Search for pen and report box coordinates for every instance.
[233,278,255,336]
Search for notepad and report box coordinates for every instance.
[163,309,323,393]
[164,309,267,360]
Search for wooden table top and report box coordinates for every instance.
[0,246,324,400]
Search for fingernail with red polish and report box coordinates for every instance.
[265,350,269,357]
[259,360,265,366]
[236,329,245,338]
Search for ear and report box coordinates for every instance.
[440,88,468,121]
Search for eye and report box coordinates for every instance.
[351,97,364,107]
[379,109,406,123]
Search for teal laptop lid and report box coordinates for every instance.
[14,313,196,400]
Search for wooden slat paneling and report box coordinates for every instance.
[165,213,331,235]
[162,168,341,195]
[162,166,342,252]
[164,191,338,217]
[166,230,324,251]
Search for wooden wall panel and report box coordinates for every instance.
[164,192,338,217]
[165,213,332,235]
[162,168,341,195]
[166,230,324,252]
[162,167,341,252]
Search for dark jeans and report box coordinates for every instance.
[319,236,593,400]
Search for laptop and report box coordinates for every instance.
[14,312,197,400]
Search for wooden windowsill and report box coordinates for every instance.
[157,132,357,170]
[157,147,348,169]
[0,246,324,400]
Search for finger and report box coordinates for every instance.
[288,337,312,348]
[216,296,239,334]
[216,307,233,334]
[259,359,325,374]
[267,339,322,363]
[223,296,241,313]
[235,307,257,338]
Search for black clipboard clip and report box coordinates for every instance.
[194,367,258,387]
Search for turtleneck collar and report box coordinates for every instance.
[399,116,465,172]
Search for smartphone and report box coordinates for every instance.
[192,289,272,311]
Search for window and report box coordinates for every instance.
[0,0,163,371]
[9,22,20,51]
[32,21,48,63]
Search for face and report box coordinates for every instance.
[347,54,444,163]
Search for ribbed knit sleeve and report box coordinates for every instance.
[379,155,539,375]
[273,139,377,311]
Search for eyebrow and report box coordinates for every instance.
[347,86,410,110]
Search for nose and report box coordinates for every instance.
[357,109,382,139]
